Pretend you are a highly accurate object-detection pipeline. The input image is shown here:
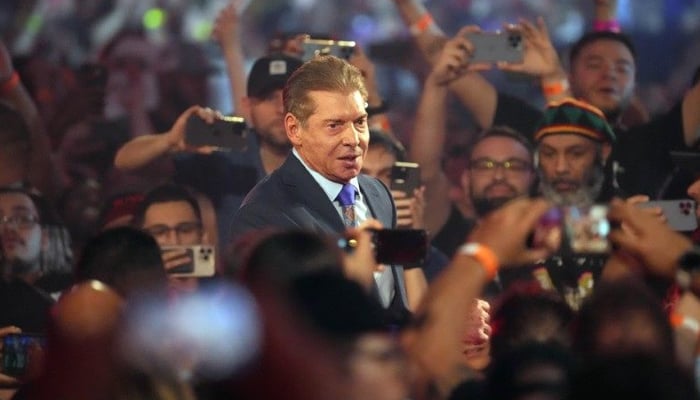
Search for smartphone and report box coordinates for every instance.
[466,31,523,63]
[185,115,247,151]
[302,38,356,61]
[531,205,610,255]
[1,333,46,378]
[161,245,216,277]
[562,205,611,255]
[639,199,697,231]
[372,229,428,266]
[390,162,421,197]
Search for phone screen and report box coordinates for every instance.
[373,229,428,266]
[531,205,610,255]
[1,333,46,378]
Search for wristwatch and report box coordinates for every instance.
[676,247,700,289]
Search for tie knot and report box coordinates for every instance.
[336,183,357,207]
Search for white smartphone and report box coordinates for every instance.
[640,200,697,231]
[161,245,216,277]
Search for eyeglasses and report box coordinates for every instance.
[470,158,532,174]
[0,214,40,229]
[144,222,202,239]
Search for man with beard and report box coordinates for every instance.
[529,98,618,308]
[534,98,617,206]
[115,54,303,247]
[410,34,536,258]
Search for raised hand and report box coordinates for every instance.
[607,198,692,279]
[496,17,564,79]
[166,105,222,154]
[341,219,384,289]
[468,197,553,267]
[427,26,491,87]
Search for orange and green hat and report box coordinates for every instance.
[534,98,616,144]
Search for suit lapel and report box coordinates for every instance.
[358,175,393,228]
[279,156,346,233]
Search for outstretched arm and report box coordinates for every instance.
[404,198,552,397]
[0,41,58,197]
[113,106,220,172]
[212,1,248,118]
[391,0,498,129]
[410,27,488,236]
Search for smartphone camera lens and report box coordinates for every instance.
[508,34,522,48]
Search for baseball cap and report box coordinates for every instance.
[534,98,616,144]
[247,54,303,99]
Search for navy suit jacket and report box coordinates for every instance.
[231,154,396,237]
[230,154,408,310]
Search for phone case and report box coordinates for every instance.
[467,32,523,63]
[161,245,216,277]
[185,115,248,151]
[390,162,421,196]
[641,200,697,231]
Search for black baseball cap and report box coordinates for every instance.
[247,54,303,99]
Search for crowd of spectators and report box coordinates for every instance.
[1,0,700,399]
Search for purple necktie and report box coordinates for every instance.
[336,183,357,227]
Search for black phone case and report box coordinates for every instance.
[185,116,248,151]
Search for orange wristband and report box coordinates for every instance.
[459,243,499,281]
[541,79,569,98]
[0,71,20,95]
[409,13,434,36]
[670,312,700,335]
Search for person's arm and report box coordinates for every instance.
[496,18,571,103]
[212,2,248,118]
[391,0,498,129]
[404,198,552,396]
[682,78,700,146]
[410,28,486,236]
[0,41,58,197]
[113,105,219,172]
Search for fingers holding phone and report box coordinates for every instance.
[341,219,384,289]
[161,247,193,274]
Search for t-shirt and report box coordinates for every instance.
[432,205,476,258]
[174,129,267,248]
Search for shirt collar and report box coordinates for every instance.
[292,148,360,203]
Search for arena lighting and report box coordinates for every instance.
[143,8,166,31]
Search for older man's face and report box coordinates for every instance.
[0,192,44,264]
[286,90,369,183]
[537,134,608,206]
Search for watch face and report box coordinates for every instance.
[679,249,700,273]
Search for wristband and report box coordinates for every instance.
[409,13,434,36]
[459,243,499,281]
[0,71,20,95]
[541,78,569,98]
[670,312,700,336]
[592,20,621,33]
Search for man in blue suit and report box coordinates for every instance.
[231,56,410,320]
